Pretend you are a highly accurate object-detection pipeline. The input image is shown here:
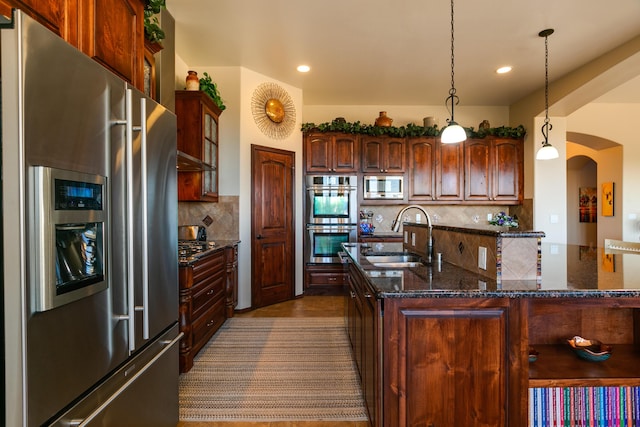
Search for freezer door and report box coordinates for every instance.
[128,88,178,351]
[49,325,181,427]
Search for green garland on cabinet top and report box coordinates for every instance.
[301,119,526,139]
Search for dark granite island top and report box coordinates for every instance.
[342,241,640,298]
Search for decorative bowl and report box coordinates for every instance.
[359,222,375,235]
[567,336,612,362]
[528,347,539,363]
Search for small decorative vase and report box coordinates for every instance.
[479,119,490,131]
[186,71,200,91]
[423,116,436,128]
[375,111,393,127]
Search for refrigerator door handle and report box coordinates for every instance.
[125,88,136,352]
[139,96,150,340]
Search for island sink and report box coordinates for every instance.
[364,254,422,268]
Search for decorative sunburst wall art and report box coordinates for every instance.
[251,82,297,140]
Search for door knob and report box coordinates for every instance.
[256,234,265,240]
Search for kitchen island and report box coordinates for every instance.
[343,241,640,427]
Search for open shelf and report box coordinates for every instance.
[529,344,640,387]
[526,298,640,389]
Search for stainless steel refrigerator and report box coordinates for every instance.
[1,11,180,426]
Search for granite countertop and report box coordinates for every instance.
[404,221,546,238]
[179,240,240,267]
[343,242,640,299]
[358,232,403,239]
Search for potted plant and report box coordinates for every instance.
[144,0,166,44]
[199,72,226,111]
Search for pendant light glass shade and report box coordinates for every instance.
[536,29,557,160]
[536,142,559,160]
[441,0,466,144]
[441,122,467,143]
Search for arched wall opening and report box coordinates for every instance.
[566,132,623,246]
[566,155,597,246]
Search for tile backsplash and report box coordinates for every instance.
[177,198,535,242]
[359,200,534,232]
[178,196,239,240]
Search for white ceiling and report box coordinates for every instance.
[166,0,640,107]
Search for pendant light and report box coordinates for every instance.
[440,0,466,144]
[536,28,559,160]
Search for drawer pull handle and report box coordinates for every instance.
[207,289,215,295]
[206,320,215,327]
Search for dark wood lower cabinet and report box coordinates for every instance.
[304,264,348,295]
[346,283,524,427]
[224,244,239,318]
[383,298,520,427]
[347,262,380,427]
[179,244,239,373]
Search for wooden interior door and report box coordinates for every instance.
[251,145,295,308]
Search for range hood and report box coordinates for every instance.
[177,150,213,172]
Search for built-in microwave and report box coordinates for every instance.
[363,175,404,199]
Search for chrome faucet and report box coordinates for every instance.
[391,204,434,264]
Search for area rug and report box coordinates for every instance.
[178,317,368,422]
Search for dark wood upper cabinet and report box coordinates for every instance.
[465,138,523,203]
[361,136,405,173]
[0,0,79,45]
[305,133,359,173]
[464,138,492,201]
[1,0,146,93]
[176,90,221,202]
[435,140,464,201]
[407,137,436,202]
[492,138,523,202]
[303,132,523,204]
[78,0,145,89]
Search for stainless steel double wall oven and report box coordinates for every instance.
[305,175,358,264]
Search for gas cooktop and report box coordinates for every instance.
[178,240,216,263]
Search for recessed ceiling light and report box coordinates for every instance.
[496,66,512,74]
[297,65,310,73]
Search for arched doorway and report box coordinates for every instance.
[565,132,623,246]
[566,155,597,246]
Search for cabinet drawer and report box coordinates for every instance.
[192,250,225,283]
[308,271,348,286]
[191,298,226,355]
[192,273,225,319]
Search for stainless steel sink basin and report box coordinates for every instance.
[365,254,423,268]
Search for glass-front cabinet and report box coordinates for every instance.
[202,110,218,197]
[176,90,221,202]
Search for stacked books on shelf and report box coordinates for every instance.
[529,387,640,426]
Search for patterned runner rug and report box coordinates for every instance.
[179,317,368,422]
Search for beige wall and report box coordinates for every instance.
[510,36,640,245]
[302,105,509,131]
[174,58,304,310]
[567,103,640,242]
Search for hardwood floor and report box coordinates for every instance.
[178,295,369,427]
[236,296,345,318]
